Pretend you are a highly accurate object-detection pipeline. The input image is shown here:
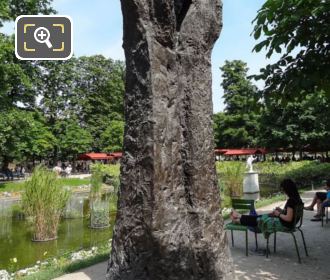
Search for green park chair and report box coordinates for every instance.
[266,203,308,263]
[225,199,260,256]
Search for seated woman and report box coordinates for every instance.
[304,179,330,221]
[231,179,303,236]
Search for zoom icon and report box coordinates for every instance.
[15,15,73,60]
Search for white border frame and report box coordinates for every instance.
[15,15,73,61]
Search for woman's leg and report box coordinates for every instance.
[230,210,259,226]
[240,215,259,227]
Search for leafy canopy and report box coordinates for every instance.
[0,0,55,26]
[214,60,260,148]
[252,0,330,96]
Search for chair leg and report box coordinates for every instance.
[291,232,301,263]
[255,232,258,251]
[298,229,308,256]
[327,207,329,224]
[231,230,234,247]
[245,230,248,256]
[274,231,277,253]
[322,207,324,227]
[266,236,270,258]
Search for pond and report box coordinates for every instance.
[0,197,115,270]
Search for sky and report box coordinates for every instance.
[2,0,279,113]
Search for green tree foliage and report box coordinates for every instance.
[214,60,260,148]
[0,1,126,164]
[55,119,93,160]
[0,0,54,110]
[252,0,330,96]
[0,34,39,110]
[38,60,77,123]
[0,0,55,27]
[75,56,125,151]
[259,90,330,153]
[0,110,54,162]
[100,120,124,152]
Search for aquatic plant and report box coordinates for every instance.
[218,162,245,198]
[22,166,70,241]
[89,164,110,229]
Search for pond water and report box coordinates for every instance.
[0,198,115,270]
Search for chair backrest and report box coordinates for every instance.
[231,199,255,212]
[294,203,304,229]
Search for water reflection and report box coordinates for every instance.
[0,200,13,238]
[0,197,113,270]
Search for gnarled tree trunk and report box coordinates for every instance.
[107,0,235,279]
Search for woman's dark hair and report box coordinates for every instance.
[280,179,301,200]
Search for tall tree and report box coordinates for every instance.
[75,56,125,151]
[38,60,76,124]
[35,60,77,161]
[252,0,330,96]
[0,0,55,110]
[214,60,260,148]
[0,34,40,110]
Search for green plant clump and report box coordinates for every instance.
[90,201,110,229]
[217,161,245,198]
[22,166,71,241]
[89,163,113,228]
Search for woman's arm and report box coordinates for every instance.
[274,207,294,222]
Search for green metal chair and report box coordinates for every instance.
[225,199,260,256]
[266,203,308,263]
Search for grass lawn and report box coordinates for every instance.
[0,177,91,193]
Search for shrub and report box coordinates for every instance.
[90,163,120,189]
[22,166,70,241]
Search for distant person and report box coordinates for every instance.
[65,164,72,176]
[53,165,62,176]
[4,166,14,180]
[20,166,25,177]
[304,179,330,221]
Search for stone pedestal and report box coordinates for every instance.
[243,172,260,200]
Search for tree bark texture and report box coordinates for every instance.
[107,0,235,279]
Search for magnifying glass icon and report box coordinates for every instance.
[34,27,53,48]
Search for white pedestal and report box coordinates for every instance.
[243,172,260,200]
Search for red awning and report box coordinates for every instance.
[77,153,113,160]
[215,148,267,156]
[108,152,123,159]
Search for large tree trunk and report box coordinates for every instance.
[107,1,234,279]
